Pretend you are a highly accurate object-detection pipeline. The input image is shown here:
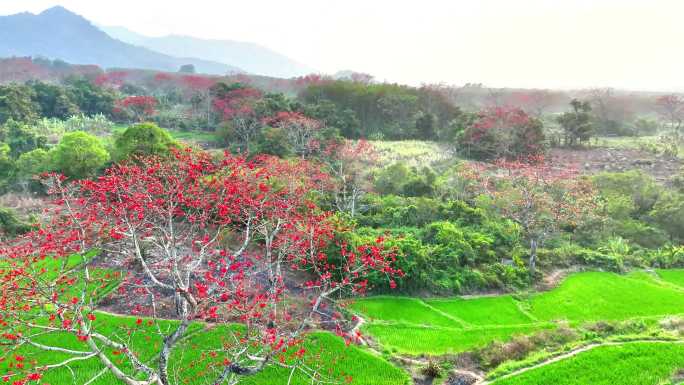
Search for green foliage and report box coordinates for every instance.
[300,80,460,140]
[0,206,31,236]
[28,80,79,119]
[650,192,684,244]
[256,126,291,157]
[64,76,116,116]
[556,99,594,146]
[373,163,437,197]
[16,148,51,189]
[303,99,360,138]
[591,170,684,245]
[113,123,178,161]
[0,119,47,158]
[648,247,684,269]
[51,131,110,179]
[0,143,15,192]
[350,195,522,293]
[0,83,39,124]
[632,117,659,136]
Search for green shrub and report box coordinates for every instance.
[113,123,178,161]
[50,131,109,179]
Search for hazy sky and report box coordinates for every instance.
[1,0,683,91]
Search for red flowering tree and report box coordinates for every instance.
[94,71,129,90]
[0,58,48,83]
[464,156,599,276]
[508,90,556,117]
[114,95,158,122]
[655,94,684,134]
[213,87,263,152]
[265,112,323,158]
[323,140,378,217]
[0,149,398,385]
[182,75,217,126]
[459,106,545,160]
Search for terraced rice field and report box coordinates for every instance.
[5,313,410,385]
[350,271,684,355]
[491,342,684,385]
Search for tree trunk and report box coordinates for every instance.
[529,238,538,277]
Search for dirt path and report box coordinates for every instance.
[478,339,684,385]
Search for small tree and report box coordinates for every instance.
[0,150,399,385]
[556,99,593,147]
[113,123,178,161]
[655,94,684,134]
[182,75,216,126]
[266,112,323,158]
[214,86,263,152]
[465,157,599,276]
[50,131,109,179]
[323,140,378,217]
[115,95,158,122]
[458,106,545,160]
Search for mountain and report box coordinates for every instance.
[101,26,315,79]
[0,6,243,75]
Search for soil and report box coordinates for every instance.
[548,147,682,185]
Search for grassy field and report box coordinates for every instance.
[658,269,684,288]
[365,323,552,355]
[370,140,456,168]
[351,270,684,355]
[528,272,684,322]
[491,342,684,385]
[426,295,535,326]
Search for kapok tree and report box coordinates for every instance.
[322,140,378,217]
[181,75,217,126]
[213,86,263,153]
[464,156,599,276]
[655,94,684,135]
[265,112,323,159]
[459,106,545,161]
[94,71,129,90]
[0,149,399,385]
[114,95,158,122]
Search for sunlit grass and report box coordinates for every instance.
[353,271,684,355]
[491,342,684,385]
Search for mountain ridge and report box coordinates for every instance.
[100,25,315,79]
[0,6,243,75]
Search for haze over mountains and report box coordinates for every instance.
[0,6,314,78]
[100,26,315,79]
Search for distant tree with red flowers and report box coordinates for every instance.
[265,111,323,158]
[323,140,378,217]
[94,71,129,90]
[655,94,684,134]
[0,149,399,385]
[114,95,158,122]
[213,85,263,152]
[458,106,545,160]
[181,75,217,126]
[463,157,599,276]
